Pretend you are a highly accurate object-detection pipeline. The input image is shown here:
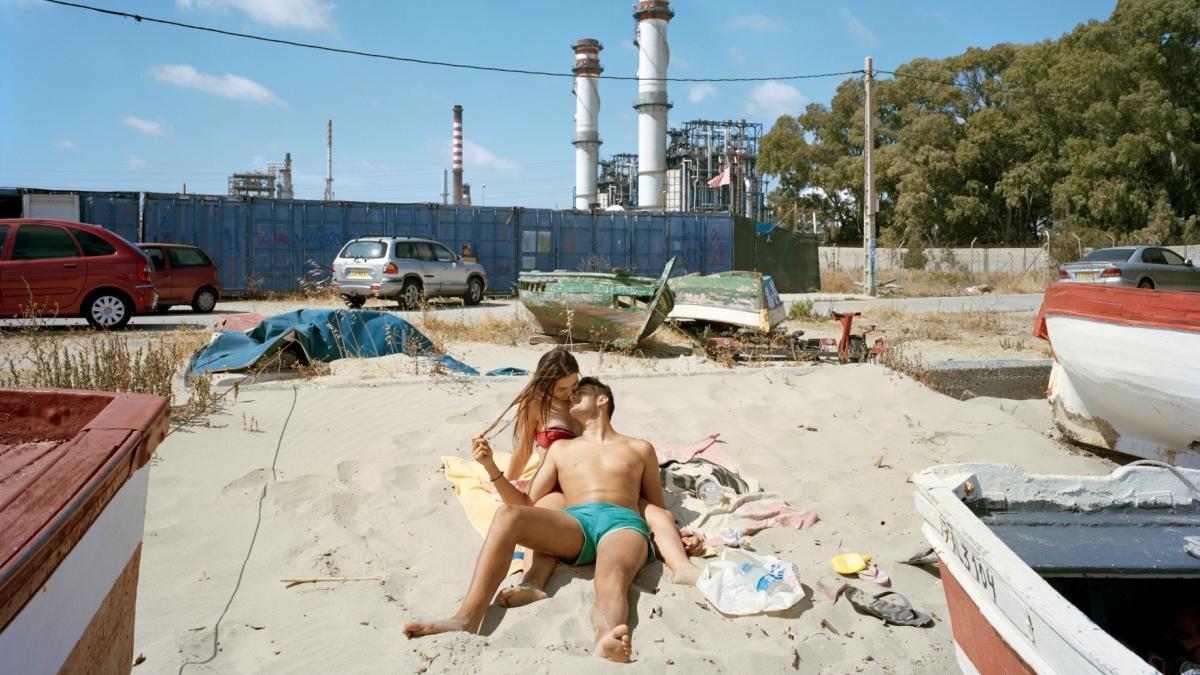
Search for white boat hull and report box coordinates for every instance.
[1045,315,1200,467]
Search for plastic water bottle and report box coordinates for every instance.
[730,551,786,593]
[697,478,723,507]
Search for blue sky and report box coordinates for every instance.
[1,0,1115,208]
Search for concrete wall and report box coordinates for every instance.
[819,245,1199,274]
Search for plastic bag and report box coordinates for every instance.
[696,549,805,615]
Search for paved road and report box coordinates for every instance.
[780,292,1045,315]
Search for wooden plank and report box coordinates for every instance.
[56,545,141,675]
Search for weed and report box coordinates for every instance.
[241,412,262,433]
[787,299,818,321]
[999,337,1027,351]
[876,339,933,387]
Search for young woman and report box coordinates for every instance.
[476,348,701,607]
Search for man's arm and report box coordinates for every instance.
[635,440,667,509]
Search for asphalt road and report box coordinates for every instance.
[781,292,1045,315]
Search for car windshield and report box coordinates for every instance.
[340,241,386,259]
[1081,248,1134,263]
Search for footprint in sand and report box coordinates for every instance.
[221,468,272,496]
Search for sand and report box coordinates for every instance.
[132,345,1115,674]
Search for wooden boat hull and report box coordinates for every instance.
[915,463,1199,675]
[519,258,676,347]
[1034,284,1200,467]
[0,389,170,674]
[667,272,786,333]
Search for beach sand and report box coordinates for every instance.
[133,346,1114,673]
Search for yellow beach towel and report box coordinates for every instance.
[441,451,543,575]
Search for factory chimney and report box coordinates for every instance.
[324,120,334,201]
[572,39,603,210]
[633,0,673,210]
[278,152,294,199]
[452,105,464,205]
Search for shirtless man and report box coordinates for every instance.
[403,377,661,663]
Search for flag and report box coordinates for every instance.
[707,168,730,188]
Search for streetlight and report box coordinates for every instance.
[481,184,487,206]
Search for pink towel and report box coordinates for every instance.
[653,433,743,476]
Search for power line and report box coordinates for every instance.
[42,0,862,84]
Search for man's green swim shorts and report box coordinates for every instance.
[560,502,656,567]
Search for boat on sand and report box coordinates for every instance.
[517,258,676,347]
[914,462,1200,675]
[667,271,786,333]
[1034,283,1200,467]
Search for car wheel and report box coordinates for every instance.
[1138,278,1155,289]
[343,295,366,309]
[464,277,484,306]
[192,287,218,313]
[399,280,423,310]
[85,291,133,330]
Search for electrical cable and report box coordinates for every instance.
[41,0,862,84]
[178,385,299,675]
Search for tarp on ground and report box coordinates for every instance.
[187,309,478,378]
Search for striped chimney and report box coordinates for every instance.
[452,105,464,205]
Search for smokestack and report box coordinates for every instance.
[278,152,294,199]
[442,169,449,205]
[572,39,603,210]
[324,120,334,200]
[452,105,464,205]
[633,0,673,210]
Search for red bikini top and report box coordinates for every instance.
[534,426,576,450]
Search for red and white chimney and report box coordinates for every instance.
[452,105,464,205]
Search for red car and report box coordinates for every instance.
[0,218,156,329]
[137,243,221,313]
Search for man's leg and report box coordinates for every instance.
[499,491,566,608]
[591,529,649,663]
[403,504,583,637]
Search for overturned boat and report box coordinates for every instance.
[1034,283,1200,467]
[915,462,1200,675]
[667,271,786,333]
[517,258,676,347]
[1,388,170,674]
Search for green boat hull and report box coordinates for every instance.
[518,258,676,347]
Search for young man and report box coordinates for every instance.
[404,377,663,663]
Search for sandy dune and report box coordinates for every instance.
[134,351,1113,673]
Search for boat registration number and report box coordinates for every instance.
[348,270,372,279]
[1075,272,1096,281]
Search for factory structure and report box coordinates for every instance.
[223,0,765,219]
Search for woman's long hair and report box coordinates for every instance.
[479,347,579,442]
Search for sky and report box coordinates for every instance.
[1,0,1117,209]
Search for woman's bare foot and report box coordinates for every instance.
[593,624,632,663]
[402,616,475,638]
[671,566,702,586]
[497,583,549,607]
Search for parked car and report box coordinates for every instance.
[0,218,156,328]
[138,243,222,313]
[1058,246,1200,291]
[331,236,488,309]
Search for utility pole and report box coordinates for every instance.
[324,119,334,201]
[863,57,877,296]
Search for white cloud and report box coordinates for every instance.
[729,14,786,32]
[688,83,717,103]
[840,8,877,46]
[54,139,77,150]
[127,155,148,169]
[149,64,285,106]
[745,81,805,120]
[728,47,747,66]
[462,139,518,171]
[176,0,334,31]
[121,115,167,136]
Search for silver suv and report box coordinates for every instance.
[332,236,488,309]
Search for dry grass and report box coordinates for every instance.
[0,322,226,434]
[415,308,534,349]
[858,306,1009,341]
[820,267,1055,297]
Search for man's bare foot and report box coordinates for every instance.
[671,566,702,586]
[497,583,549,608]
[402,616,474,638]
[593,624,632,663]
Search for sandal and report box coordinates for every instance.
[843,586,933,627]
[899,546,938,567]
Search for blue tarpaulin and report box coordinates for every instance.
[755,222,777,235]
[187,309,478,378]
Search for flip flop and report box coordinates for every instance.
[899,546,938,567]
[843,587,933,627]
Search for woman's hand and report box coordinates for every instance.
[471,436,498,472]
